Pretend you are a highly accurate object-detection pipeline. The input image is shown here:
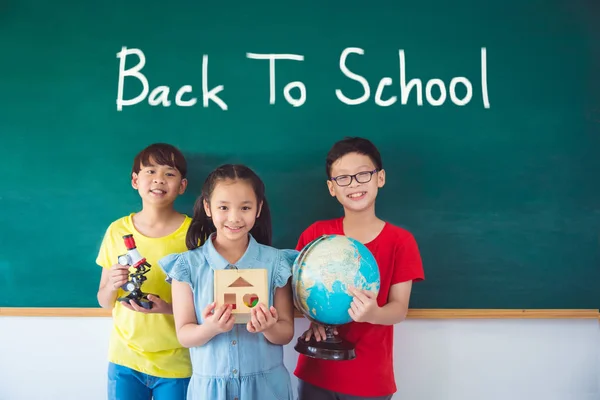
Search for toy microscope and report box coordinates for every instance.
[117,234,154,309]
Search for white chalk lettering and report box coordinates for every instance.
[398,49,487,107]
[116,47,217,110]
[202,55,227,110]
[425,79,446,106]
[283,82,306,107]
[175,85,197,107]
[337,48,484,108]
[336,47,370,105]
[449,77,472,106]
[399,50,423,106]
[116,47,149,111]
[246,53,306,106]
[115,46,490,110]
[374,77,397,107]
[481,47,490,108]
[148,86,171,107]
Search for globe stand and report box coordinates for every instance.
[294,325,356,361]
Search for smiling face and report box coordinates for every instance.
[204,179,263,245]
[132,157,187,208]
[327,152,385,213]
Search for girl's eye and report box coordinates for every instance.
[146,170,154,174]
[218,206,228,211]
[242,206,251,211]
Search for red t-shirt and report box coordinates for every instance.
[293,218,425,397]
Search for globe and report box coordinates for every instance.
[292,234,381,360]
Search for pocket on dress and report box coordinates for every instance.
[258,366,293,400]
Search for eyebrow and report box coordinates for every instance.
[216,200,254,204]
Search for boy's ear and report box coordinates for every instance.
[179,178,188,195]
[256,201,263,218]
[203,198,211,217]
[377,169,386,188]
[131,172,139,190]
[326,179,336,197]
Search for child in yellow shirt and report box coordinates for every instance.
[96,143,192,400]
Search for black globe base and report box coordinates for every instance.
[294,325,355,361]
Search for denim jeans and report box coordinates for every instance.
[108,362,190,400]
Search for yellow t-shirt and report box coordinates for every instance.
[96,213,192,378]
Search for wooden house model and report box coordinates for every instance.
[214,268,268,324]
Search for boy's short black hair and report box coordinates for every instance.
[325,137,383,178]
[132,143,188,179]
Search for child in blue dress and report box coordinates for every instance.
[159,164,297,400]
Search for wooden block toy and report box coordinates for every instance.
[214,268,268,324]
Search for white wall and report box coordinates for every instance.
[0,316,598,400]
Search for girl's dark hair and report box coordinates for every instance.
[186,164,272,250]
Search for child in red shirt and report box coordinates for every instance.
[294,137,425,400]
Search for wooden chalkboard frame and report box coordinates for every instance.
[0,308,597,319]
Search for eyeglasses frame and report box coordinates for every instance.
[329,169,379,187]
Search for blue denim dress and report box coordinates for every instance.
[159,234,298,400]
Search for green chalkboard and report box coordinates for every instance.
[1,0,599,309]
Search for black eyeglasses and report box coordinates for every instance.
[330,169,378,187]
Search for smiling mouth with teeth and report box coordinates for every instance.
[348,192,366,198]
[150,189,166,194]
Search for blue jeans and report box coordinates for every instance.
[108,362,190,400]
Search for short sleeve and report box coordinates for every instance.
[392,233,425,284]
[96,226,115,269]
[158,253,193,286]
[273,249,298,288]
[295,225,315,251]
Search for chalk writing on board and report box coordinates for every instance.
[115,47,490,111]
[246,53,307,107]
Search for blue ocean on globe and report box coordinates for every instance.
[292,234,381,326]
